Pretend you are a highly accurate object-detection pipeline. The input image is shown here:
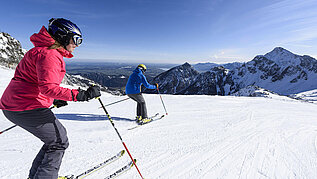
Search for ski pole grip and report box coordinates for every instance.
[90,84,101,100]
[94,84,100,100]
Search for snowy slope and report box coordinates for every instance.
[291,89,317,103]
[1,67,317,179]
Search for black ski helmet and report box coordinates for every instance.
[48,18,82,47]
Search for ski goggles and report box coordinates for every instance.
[72,34,83,46]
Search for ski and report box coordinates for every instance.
[104,159,137,179]
[145,114,165,123]
[152,114,165,121]
[143,113,159,121]
[62,150,125,179]
[128,114,165,130]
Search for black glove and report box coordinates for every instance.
[53,99,68,108]
[76,85,101,101]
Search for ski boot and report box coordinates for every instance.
[140,117,152,124]
[136,116,142,124]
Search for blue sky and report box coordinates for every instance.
[1,0,317,64]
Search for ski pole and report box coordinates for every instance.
[0,105,56,135]
[0,125,17,134]
[97,97,145,179]
[98,97,130,109]
[157,87,168,115]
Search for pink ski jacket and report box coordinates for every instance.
[0,26,79,111]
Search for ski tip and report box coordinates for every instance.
[130,159,136,168]
[131,159,137,167]
[120,150,125,156]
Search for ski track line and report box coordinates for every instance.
[232,123,317,178]
[128,121,225,178]
[315,134,317,161]
[140,148,192,178]
[176,112,260,178]
[121,123,198,178]
[156,152,201,178]
[204,129,281,178]
[141,150,178,176]
[138,134,212,178]
[243,125,317,179]
[184,114,281,178]
[278,127,317,178]
[241,116,297,178]
[238,154,247,179]
[195,127,260,177]
[163,114,260,178]
[279,135,305,178]
[197,130,260,178]
[253,132,279,178]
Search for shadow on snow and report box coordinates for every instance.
[55,113,134,122]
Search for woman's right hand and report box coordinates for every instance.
[76,85,101,101]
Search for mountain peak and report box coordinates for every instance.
[264,47,299,65]
[265,47,294,57]
[182,62,191,68]
[272,47,291,53]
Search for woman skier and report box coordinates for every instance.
[0,18,101,179]
[125,64,158,124]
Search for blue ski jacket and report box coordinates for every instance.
[125,68,156,94]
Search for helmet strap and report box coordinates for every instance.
[139,67,145,73]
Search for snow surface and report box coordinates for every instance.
[1,67,317,178]
[293,89,317,103]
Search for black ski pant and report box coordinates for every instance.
[2,108,69,179]
[127,93,148,118]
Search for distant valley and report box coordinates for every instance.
[65,61,177,93]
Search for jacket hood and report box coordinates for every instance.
[30,26,73,58]
[30,26,55,47]
[133,67,142,73]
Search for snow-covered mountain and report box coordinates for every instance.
[180,66,230,95]
[1,66,317,179]
[231,47,317,95]
[0,32,26,68]
[159,47,317,96]
[149,62,199,94]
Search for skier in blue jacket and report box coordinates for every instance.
[125,64,158,124]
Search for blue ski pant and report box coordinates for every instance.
[2,108,69,179]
